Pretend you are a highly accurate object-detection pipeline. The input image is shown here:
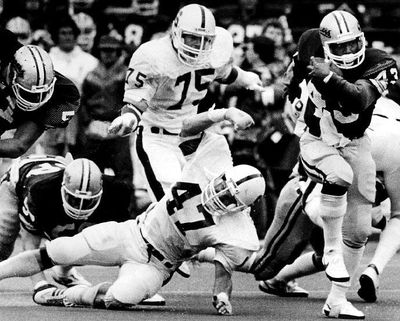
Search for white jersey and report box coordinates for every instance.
[124,27,234,133]
[139,131,259,271]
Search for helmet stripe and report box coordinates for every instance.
[32,46,47,85]
[79,159,90,193]
[338,11,350,32]
[199,5,205,28]
[236,173,262,186]
[26,46,46,86]
[332,12,344,34]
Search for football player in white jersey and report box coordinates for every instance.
[0,139,265,315]
[108,3,263,202]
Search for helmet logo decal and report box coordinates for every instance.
[319,28,331,39]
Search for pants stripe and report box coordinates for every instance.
[136,126,165,201]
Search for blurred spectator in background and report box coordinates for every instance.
[72,12,97,53]
[39,15,98,156]
[78,34,134,214]
[102,0,174,56]
[5,16,32,45]
[31,29,54,52]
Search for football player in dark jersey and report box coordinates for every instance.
[0,155,133,297]
[263,10,397,319]
[0,29,79,158]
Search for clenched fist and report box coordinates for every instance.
[108,113,138,136]
[225,107,254,130]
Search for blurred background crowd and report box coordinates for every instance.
[1,0,399,237]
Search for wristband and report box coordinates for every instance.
[207,108,227,122]
[323,71,334,84]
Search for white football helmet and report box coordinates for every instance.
[5,16,32,45]
[132,0,159,16]
[319,10,365,69]
[171,4,216,67]
[61,158,103,220]
[72,12,97,52]
[7,45,56,111]
[202,164,265,216]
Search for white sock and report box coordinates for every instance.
[343,243,365,285]
[274,252,321,282]
[369,217,400,274]
[320,193,347,254]
[327,243,365,304]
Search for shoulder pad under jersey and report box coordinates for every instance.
[34,71,80,129]
[360,48,397,78]
[128,37,175,78]
[209,27,234,69]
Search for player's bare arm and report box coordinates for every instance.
[212,261,233,315]
[180,107,254,137]
[0,120,43,157]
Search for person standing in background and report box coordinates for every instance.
[39,15,98,156]
[78,34,135,214]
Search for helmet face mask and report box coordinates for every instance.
[9,45,56,111]
[171,4,216,67]
[319,10,365,69]
[61,158,103,220]
[201,165,265,217]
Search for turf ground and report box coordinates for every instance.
[0,240,399,321]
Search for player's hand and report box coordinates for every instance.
[212,292,232,315]
[307,56,332,80]
[225,107,254,130]
[243,71,265,92]
[108,113,138,136]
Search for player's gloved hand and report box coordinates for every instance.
[225,107,254,130]
[212,292,232,315]
[243,71,265,92]
[108,113,138,136]
[307,56,334,80]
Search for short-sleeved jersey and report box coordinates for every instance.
[293,28,398,144]
[124,27,234,133]
[0,70,80,135]
[12,155,131,239]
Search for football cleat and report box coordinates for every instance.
[357,264,379,303]
[176,261,191,278]
[258,279,309,297]
[139,293,166,306]
[32,281,66,306]
[323,300,365,319]
[323,250,350,282]
[52,267,92,288]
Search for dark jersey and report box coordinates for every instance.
[15,156,132,239]
[291,28,398,139]
[0,29,80,135]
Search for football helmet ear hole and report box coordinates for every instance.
[61,158,103,220]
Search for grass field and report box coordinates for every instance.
[0,240,399,321]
